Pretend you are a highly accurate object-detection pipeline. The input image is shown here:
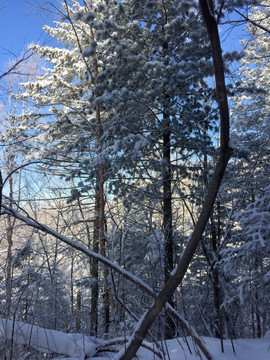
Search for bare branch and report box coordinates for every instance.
[1,203,154,295]
[234,8,270,34]
[0,200,211,358]
[0,50,33,80]
[0,3,7,11]
[1,161,48,189]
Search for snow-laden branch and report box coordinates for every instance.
[1,203,154,296]
[0,49,33,80]
[1,203,211,358]
[234,8,270,34]
[0,317,163,359]
[0,317,98,358]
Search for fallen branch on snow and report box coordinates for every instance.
[0,317,98,358]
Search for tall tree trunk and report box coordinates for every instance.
[4,161,14,360]
[210,215,224,351]
[70,251,74,316]
[254,251,262,338]
[255,291,261,338]
[162,107,175,339]
[96,104,116,334]
[90,189,100,336]
[5,172,14,321]
[162,1,175,338]
[76,192,99,336]
[201,112,223,342]
[251,191,262,338]
[75,290,82,332]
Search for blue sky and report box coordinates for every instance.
[0,1,245,73]
[0,0,55,69]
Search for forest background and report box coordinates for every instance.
[0,1,269,359]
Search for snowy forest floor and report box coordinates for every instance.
[132,334,270,360]
[1,316,269,360]
[88,334,270,360]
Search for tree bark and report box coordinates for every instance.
[210,215,224,350]
[96,103,116,333]
[5,167,14,321]
[162,1,175,338]
[90,190,100,336]
[162,106,175,339]
[76,290,82,332]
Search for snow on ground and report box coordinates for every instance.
[81,334,270,360]
[2,316,269,359]
[48,334,270,360]
[135,334,270,360]
[0,317,98,358]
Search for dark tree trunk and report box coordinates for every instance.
[75,290,82,332]
[96,104,115,334]
[210,216,223,341]
[90,189,100,336]
[255,291,262,338]
[162,3,175,335]
[210,215,224,353]
[163,111,175,339]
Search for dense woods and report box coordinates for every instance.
[0,1,269,359]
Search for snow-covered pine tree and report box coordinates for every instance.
[17,0,123,335]
[219,3,270,338]
[231,3,270,191]
[16,0,220,339]
[78,0,220,338]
